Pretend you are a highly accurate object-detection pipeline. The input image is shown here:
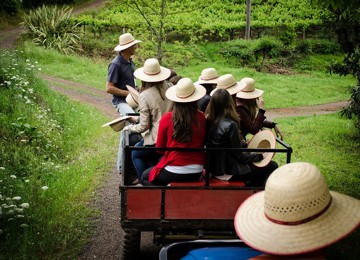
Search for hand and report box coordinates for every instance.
[274,125,284,140]
[256,97,265,109]
[129,116,138,124]
[123,126,129,131]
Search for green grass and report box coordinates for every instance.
[22,42,355,109]
[274,113,360,259]
[0,49,117,259]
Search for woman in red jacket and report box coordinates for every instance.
[141,78,206,186]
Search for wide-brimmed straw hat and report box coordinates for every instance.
[165,78,206,103]
[236,77,264,99]
[114,33,141,52]
[102,116,131,132]
[125,85,139,108]
[195,68,219,85]
[134,58,171,82]
[247,130,276,167]
[210,74,245,96]
[234,162,360,255]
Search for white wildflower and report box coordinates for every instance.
[20,203,29,208]
[0,167,5,170]
[25,179,30,183]
[12,196,21,201]
[10,175,16,179]
[41,186,49,190]
[20,224,28,228]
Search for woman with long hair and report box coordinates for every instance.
[123,58,171,184]
[206,89,278,187]
[141,78,207,186]
[236,77,283,140]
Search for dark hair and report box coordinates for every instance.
[169,75,183,85]
[141,81,165,100]
[172,101,198,143]
[207,89,240,127]
[238,98,257,122]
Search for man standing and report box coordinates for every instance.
[106,32,141,174]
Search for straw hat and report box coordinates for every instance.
[234,162,360,255]
[236,77,264,99]
[210,74,245,96]
[125,85,139,108]
[247,130,276,167]
[134,58,171,82]
[196,68,219,85]
[165,78,206,103]
[102,116,131,132]
[114,33,141,52]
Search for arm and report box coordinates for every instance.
[125,94,151,133]
[106,81,129,97]
[228,122,263,163]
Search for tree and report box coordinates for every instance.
[119,0,212,62]
[311,0,360,133]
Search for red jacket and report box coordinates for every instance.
[149,111,206,182]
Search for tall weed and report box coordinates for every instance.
[22,5,82,54]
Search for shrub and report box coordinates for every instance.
[0,0,21,15]
[328,48,360,134]
[253,36,283,71]
[22,5,82,55]
[307,39,341,54]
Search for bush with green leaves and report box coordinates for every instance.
[22,5,81,55]
[328,48,360,134]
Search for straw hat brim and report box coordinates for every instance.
[126,93,138,109]
[210,81,246,96]
[102,116,131,132]
[237,88,264,99]
[196,77,218,85]
[234,190,360,255]
[114,40,141,52]
[134,66,171,82]
[126,85,139,103]
[247,130,276,167]
[165,83,206,103]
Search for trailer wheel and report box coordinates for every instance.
[122,228,140,260]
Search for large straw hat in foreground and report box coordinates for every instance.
[114,33,141,52]
[234,162,360,255]
[210,74,245,96]
[165,78,206,103]
[247,130,276,167]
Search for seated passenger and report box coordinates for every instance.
[141,78,207,186]
[236,77,283,141]
[123,58,171,183]
[206,89,277,187]
[195,68,219,112]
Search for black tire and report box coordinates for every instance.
[122,228,141,260]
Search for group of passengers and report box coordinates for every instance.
[106,33,283,186]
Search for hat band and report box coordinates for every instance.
[144,70,161,76]
[265,197,332,226]
[221,82,237,90]
[120,39,135,46]
[176,89,195,99]
[201,76,218,81]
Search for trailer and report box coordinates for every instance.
[119,132,292,259]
